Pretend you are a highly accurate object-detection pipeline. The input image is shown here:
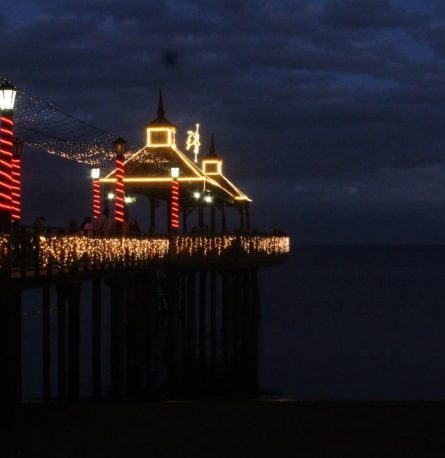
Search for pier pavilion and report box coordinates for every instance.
[0,90,289,418]
[100,93,252,233]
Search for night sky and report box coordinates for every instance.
[3,0,445,243]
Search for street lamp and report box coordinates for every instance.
[113,137,127,227]
[0,81,17,232]
[113,137,127,157]
[91,167,101,221]
[0,81,17,112]
[11,137,24,224]
[170,167,180,232]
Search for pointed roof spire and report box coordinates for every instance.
[147,90,175,127]
[205,132,220,159]
[157,89,165,118]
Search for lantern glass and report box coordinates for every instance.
[0,82,17,111]
[113,137,127,156]
[124,196,136,204]
[91,168,100,179]
[171,167,180,178]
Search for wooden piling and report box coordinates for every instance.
[67,283,81,400]
[56,286,67,400]
[42,286,51,401]
[92,278,101,399]
[199,270,207,389]
[108,277,127,399]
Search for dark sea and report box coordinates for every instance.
[21,245,445,401]
[260,245,445,400]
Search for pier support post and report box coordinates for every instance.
[0,288,21,425]
[210,207,216,233]
[107,277,128,399]
[92,278,102,399]
[126,275,150,398]
[67,283,81,400]
[146,273,158,395]
[185,271,196,392]
[166,269,181,397]
[150,197,156,233]
[221,270,234,392]
[209,269,217,386]
[56,286,67,400]
[42,286,51,401]
[199,270,207,390]
[221,205,227,233]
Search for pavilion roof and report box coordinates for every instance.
[101,144,251,204]
[100,94,251,204]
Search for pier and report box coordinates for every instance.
[0,85,290,415]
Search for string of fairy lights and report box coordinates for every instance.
[0,76,166,170]
[38,235,169,267]
[0,234,290,270]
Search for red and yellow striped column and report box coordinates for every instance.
[0,113,13,214]
[11,138,23,223]
[114,155,125,224]
[170,167,180,232]
[112,137,127,230]
[93,180,101,221]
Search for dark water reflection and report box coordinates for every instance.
[260,246,445,400]
[22,246,445,401]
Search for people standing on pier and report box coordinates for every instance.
[129,218,141,234]
[33,216,46,233]
[81,216,94,235]
[94,208,113,233]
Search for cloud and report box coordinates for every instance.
[2,0,445,234]
[322,0,425,30]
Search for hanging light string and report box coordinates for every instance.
[0,76,166,171]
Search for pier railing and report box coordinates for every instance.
[0,228,289,277]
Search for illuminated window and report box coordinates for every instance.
[203,160,222,175]
[150,131,168,145]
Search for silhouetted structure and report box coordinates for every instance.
[0,95,289,417]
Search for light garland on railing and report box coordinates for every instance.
[38,235,169,268]
[0,234,289,271]
[0,235,9,268]
[172,235,237,256]
[240,236,290,255]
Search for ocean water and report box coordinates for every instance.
[260,245,445,400]
[21,246,445,401]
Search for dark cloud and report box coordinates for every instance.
[322,0,425,30]
[2,0,445,241]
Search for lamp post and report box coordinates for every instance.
[91,168,101,221]
[0,81,17,232]
[170,167,180,233]
[113,137,127,232]
[11,137,23,226]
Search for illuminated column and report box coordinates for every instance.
[170,167,180,233]
[0,81,17,232]
[91,168,101,221]
[113,137,127,230]
[11,137,23,224]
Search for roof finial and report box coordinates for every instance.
[157,90,165,118]
[209,133,215,155]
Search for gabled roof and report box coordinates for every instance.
[101,94,251,204]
